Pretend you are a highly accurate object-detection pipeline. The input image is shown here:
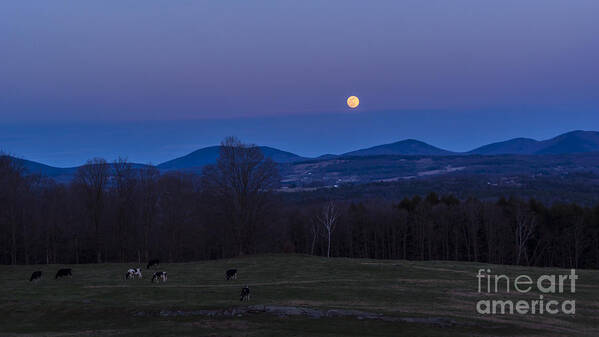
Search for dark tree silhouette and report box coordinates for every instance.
[74,158,109,263]
[202,137,279,255]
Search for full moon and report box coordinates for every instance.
[347,96,359,108]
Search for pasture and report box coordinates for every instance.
[0,254,597,336]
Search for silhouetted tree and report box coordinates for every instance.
[202,137,279,255]
[0,155,28,264]
[111,158,137,262]
[138,166,160,261]
[74,158,109,263]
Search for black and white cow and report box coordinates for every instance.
[125,268,143,280]
[55,268,72,279]
[225,269,238,280]
[30,271,42,282]
[147,259,159,269]
[240,285,250,301]
[151,271,167,283]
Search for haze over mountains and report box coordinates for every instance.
[6,130,599,181]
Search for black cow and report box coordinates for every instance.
[55,268,72,279]
[147,259,159,269]
[225,269,238,280]
[151,271,167,283]
[30,271,42,282]
[240,285,250,301]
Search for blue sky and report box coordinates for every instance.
[1,1,598,166]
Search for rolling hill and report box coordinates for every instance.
[537,130,599,154]
[469,130,599,155]
[12,158,78,183]
[467,137,541,155]
[10,158,152,183]
[342,139,454,156]
[157,146,307,171]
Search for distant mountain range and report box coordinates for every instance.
[5,130,599,181]
[343,130,599,157]
[469,130,599,155]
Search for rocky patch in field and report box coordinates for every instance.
[134,305,457,327]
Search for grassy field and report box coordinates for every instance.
[0,254,597,336]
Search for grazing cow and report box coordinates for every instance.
[225,269,238,280]
[240,285,250,301]
[151,271,167,283]
[30,271,42,282]
[125,268,143,280]
[147,259,159,269]
[55,268,72,279]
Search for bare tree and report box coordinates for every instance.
[138,166,160,262]
[40,181,67,264]
[112,158,137,262]
[514,204,536,265]
[75,158,109,263]
[202,137,279,255]
[310,216,320,255]
[158,172,196,262]
[0,155,28,264]
[317,201,339,258]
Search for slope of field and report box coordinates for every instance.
[0,255,597,336]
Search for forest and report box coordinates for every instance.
[1,137,598,269]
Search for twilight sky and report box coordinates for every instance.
[1,1,598,166]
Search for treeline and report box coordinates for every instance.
[310,196,599,268]
[1,138,598,268]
